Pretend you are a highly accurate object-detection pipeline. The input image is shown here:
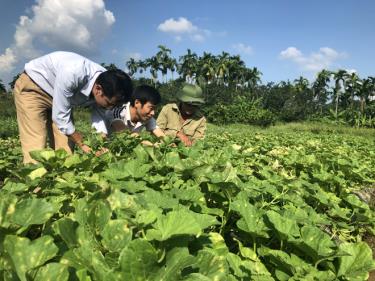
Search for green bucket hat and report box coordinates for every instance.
[177,84,205,104]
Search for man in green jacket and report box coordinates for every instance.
[157,84,206,146]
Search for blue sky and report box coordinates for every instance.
[1,0,374,87]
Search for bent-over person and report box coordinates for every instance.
[13,51,133,163]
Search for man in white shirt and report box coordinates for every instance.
[108,85,165,140]
[13,51,133,163]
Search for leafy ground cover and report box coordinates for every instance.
[0,123,375,280]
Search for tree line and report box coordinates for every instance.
[1,45,374,127]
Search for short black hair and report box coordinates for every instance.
[96,69,133,103]
[130,85,161,107]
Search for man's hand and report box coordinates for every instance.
[95,147,109,156]
[176,131,192,146]
[68,131,91,153]
[80,144,92,154]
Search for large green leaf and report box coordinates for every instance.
[87,199,112,233]
[52,218,79,248]
[2,182,28,193]
[226,253,274,280]
[265,210,300,241]
[146,210,218,241]
[0,193,18,228]
[192,248,228,281]
[12,198,60,226]
[61,242,110,280]
[102,159,152,180]
[336,242,375,280]
[4,235,58,281]
[154,247,195,280]
[231,198,269,238]
[101,219,132,252]
[119,239,159,281]
[34,263,69,281]
[291,225,336,262]
[27,167,47,180]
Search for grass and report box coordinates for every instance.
[207,122,375,139]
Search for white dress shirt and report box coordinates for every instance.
[107,102,157,133]
[24,51,108,135]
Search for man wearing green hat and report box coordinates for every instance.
[156,84,206,146]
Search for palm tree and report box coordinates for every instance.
[198,52,217,84]
[216,51,230,85]
[126,58,139,77]
[358,77,375,114]
[156,45,172,83]
[167,57,177,81]
[332,70,347,118]
[137,60,148,75]
[227,55,245,89]
[343,71,361,110]
[246,67,262,90]
[313,69,331,114]
[145,56,160,84]
[178,49,198,83]
[294,76,310,92]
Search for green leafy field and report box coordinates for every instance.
[0,124,375,280]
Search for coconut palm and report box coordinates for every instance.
[216,51,230,85]
[294,76,310,92]
[145,56,160,84]
[343,71,361,109]
[332,69,347,118]
[178,49,198,83]
[156,45,172,83]
[247,67,262,89]
[199,52,217,84]
[313,69,331,113]
[126,58,139,77]
[167,57,177,81]
[358,76,375,114]
[227,55,246,88]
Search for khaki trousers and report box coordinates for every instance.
[13,73,73,164]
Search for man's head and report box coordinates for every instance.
[93,69,133,109]
[177,84,204,117]
[131,85,161,123]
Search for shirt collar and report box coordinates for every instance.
[80,69,106,98]
[122,102,134,126]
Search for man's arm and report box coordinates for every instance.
[67,131,92,153]
[176,131,192,146]
[152,127,165,138]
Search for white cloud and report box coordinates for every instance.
[0,48,17,73]
[232,43,253,55]
[279,46,346,72]
[157,17,210,42]
[157,17,198,34]
[0,0,115,77]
